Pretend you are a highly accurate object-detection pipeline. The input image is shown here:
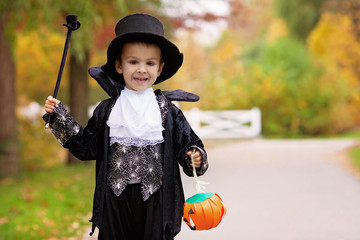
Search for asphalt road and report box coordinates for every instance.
[82,138,360,240]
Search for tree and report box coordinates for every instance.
[324,0,360,72]
[0,1,20,179]
[275,0,323,41]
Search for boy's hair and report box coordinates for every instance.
[116,38,164,63]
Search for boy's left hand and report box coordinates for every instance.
[187,149,202,168]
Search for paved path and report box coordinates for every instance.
[178,138,360,240]
[83,138,360,240]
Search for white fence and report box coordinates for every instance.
[183,107,261,139]
[20,102,261,139]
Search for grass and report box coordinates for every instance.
[336,127,360,139]
[349,146,360,171]
[0,162,95,240]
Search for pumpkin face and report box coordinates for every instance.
[183,192,226,230]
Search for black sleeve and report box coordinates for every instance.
[172,104,208,177]
[43,102,102,161]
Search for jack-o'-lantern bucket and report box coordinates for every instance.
[183,149,226,230]
[183,192,226,230]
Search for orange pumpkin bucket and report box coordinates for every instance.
[183,149,227,230]
[183,192,227,230]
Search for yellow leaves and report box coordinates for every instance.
[211,36,242,64]
[307,13,334,57]
[306,11,360,130]
[308,12,360,71]
[0,217,8,225]
[15,28,67,103]
[21,186,35,203]
[265,18,288,43]
[297,99,307,110]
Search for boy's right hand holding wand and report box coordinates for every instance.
[45,96,60,114]
[43,96,80,145]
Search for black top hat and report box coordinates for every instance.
[101,13,184,85]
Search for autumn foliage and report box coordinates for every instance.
[166,9,360,137]
[15,3,360,142]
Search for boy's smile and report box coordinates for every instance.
[115,42,165,91]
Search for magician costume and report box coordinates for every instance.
[44,14,208,240]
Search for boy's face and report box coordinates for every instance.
[115,42,165,91]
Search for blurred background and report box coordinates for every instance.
[1,0,360,239]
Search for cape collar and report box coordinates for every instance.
[88,66,200,102]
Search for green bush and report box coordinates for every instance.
[19,116,66,172]
[201,37,356,137]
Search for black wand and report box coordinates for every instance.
[45,14,80,127]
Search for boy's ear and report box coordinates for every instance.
[157,62,165,77]
[115,60,123,74]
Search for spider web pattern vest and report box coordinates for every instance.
[107,93,168,200]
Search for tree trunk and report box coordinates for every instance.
[67,52,90,165]
[0,17,19,178]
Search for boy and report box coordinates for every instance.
[44,13,208,240]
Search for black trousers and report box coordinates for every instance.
[99,184,163,240]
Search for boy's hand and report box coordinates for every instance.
[187,149,202,168]
[44,96,60,114]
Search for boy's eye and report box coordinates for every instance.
[129,60,137,65]
[147,61,156,66]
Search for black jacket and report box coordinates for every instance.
[48,67,208,239]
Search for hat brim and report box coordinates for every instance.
[101,32,183,85]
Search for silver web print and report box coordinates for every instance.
[107,92,168,200]
[46,102,80,145]
[107,143,163,201]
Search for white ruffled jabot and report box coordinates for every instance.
[107,87,164,146]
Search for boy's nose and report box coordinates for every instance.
[137,64,146,73]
